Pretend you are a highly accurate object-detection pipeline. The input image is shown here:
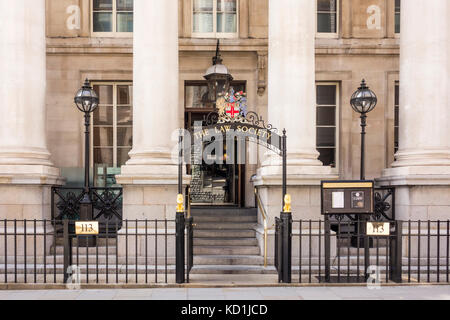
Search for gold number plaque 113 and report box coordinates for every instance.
[366,222,390,236]
[75,221,99,235]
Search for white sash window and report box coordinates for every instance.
[92,83,133,186]
[317,0,338,37]
[193,0,238,38]
[92,0,133,36]
[395,0,401,34]
[316,83,339,168]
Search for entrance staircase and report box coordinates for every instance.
[190,206,275,274]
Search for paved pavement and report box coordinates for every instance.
[0,285,448,300]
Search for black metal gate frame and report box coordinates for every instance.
[175,124,288,284]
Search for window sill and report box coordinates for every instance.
[191,33,239,39]
[316,33,339,39]
[91,32,133,38]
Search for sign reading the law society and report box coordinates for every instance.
[192,89,283,155]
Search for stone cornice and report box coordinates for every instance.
[46,37,400,56]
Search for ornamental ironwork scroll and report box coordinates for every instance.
[51,186,123,233]
[193,89,283,156]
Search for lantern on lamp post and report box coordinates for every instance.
[204,40,233,109]
[350,79,378,181]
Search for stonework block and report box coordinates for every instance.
[426,206,450,221]
[143,186,179,205]
[122,205,166,220]
[409,206,429,221]
[0,205,23,220]
[410,186,450,206]
[123,186,144,205]
[0,186,43,205]
[0,186,52,220]
[116,228,176,259]
[256,185,325,221]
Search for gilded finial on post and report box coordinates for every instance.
[176,194,184,213]
[283,194,291,213]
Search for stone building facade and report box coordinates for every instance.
[0,0,449,226]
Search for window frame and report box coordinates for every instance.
[191,0,240,39]
[91,0,133,37]
[316,0,340,39]
[90,81,133,171]
[316,82,340,170]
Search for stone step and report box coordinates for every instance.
[50,246,117,255]
[194,222,256,230]
[194,229,256,238]
[55,238,117,247]
[191,215,257,223]
[14,256,175,265]
[1,263,447,276]
[338,247,388,255]
[1,256,444,267]
[190,207,257,216]
[194,255,265,266]
[194,238,258,246]
[0,264,176,274]
[190,265,276,275]
[194,246,260,255]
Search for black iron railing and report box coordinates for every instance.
[274,218,450,284]
[1,218,448,285]
[0,219,188,284]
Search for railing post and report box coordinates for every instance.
[281,211,292,283]
[364,219,370,281]
[186,216,194,284]
[274,217,281,281]
[176,212,186,284]
[324,216,331,283]
[390,220,403,283]
[63,219,71,283]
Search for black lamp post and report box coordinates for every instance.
[204,40,233,109]
[74,79,99,245]
[350,79,378,180]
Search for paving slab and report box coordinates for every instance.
[0,285,448,300]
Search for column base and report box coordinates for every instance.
[377,166,450,220]
[393,149,450,168]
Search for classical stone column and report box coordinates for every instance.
[0,0,61,219]
[116,0,185,220]
[379,0,450,220]
[255,0,337,222]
